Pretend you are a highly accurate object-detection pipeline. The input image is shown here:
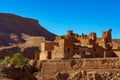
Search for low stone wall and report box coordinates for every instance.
[36,58,120,74]
[38,60,74,74]
[73,58,120,69]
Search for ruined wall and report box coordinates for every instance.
[52,36,79,59]
[95,46,104,57]
[98,40,106,48]
[41,42,57,52]
[64,38,75,58]
[39,51,49,60]
[40,42,58,60]
[52,39,65,59]
[78,47,93,58]
[36,58,120,74]
[40,60,73,74]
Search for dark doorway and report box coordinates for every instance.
[118,46,120,49]
[67,48,70,52]
[48,51,51,59]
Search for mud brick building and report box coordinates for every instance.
[38,29,118,60]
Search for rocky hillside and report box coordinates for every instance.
[0,13,56,46]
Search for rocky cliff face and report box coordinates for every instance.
[0,13,56,46]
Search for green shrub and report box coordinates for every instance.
[3,56,11,64]
[3,53,29,68]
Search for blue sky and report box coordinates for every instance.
[0,0,120,38]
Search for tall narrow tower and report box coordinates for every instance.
[102,29,112,43]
